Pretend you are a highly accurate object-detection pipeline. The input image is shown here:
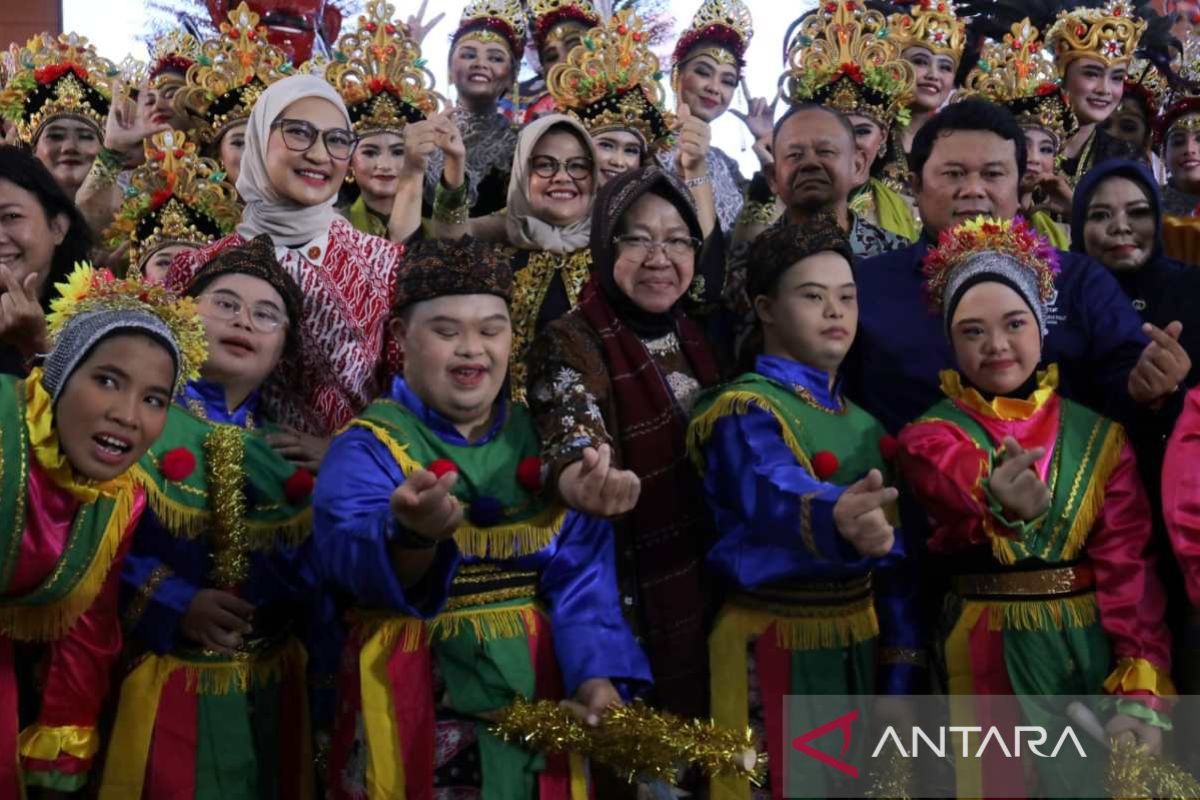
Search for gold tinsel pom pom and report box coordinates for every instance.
[492,698,765,785]
[1107,737,1200,800]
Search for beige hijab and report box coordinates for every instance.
[505,113,600,253]
[236,75,352,247]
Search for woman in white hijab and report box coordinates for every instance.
[164,74,417,447]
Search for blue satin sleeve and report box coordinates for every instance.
[119,522,200,655]
[701,409,898,587]
[312,427,459,617]
[871,529,926,694]
[537,510,652,697]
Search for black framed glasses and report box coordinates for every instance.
[529,155,594,180]
[613,235,701,260]
[198,291,288,334]
[270,118,359,161]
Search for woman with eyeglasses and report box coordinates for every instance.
[165,75,425,453]
[526,167,724,739]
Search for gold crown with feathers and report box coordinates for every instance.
[1045,0,1146,72]
[0,32,115,144]
[889,0,968,64]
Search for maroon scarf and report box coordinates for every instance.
[576,281,721,717]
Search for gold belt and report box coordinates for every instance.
[444,563,539,611]
[953,564,1094,598]
[731,574,874,618]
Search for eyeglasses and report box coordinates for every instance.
[270,118,359,161]
[613,235,701,260]
[199,292,288,334]
[529,155,594,180]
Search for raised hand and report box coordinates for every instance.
[557,444,642,518]
[181,589,255,655]
[400,117,443,177]
[987,436,1050,521]
[672,101,711,180]
[1129,321,1191,406]
[431,112,466,188]
[265,426,330,472]
[404,0,446,46]
[729,81,777,164]
[390,468,463,542]
[104,78,171,157]
[0,266,47,359]
[832,468,897,557]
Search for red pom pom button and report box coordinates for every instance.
[160,448,196,481]
[516,456,543,491]
[878,434,899,462]
[284,468,315,504]
[812,451,840,481]
[428,458,459,479]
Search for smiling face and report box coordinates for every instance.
[140,76,189,130]
[915,129,1020,236]
[195,273,290,392]
[539,25,587,72]
[1102,96,1150,149]
[847,113,887,179]
[593,129,645,185]
[676,53,738,123]
[351,131,405,207]
[393,293,512,433]
[905,46,957,113]
[0,178,68,294]
[1023,127,1058,177]
[526,127,595,226]
[768,108,864,219]
[1165,116,1200,194]
[449,36,514,105]
[612,192,696,313]
[264,96,351,206]
[217,122,248,187]
[754,250,857,375]
[33,118,101,196]
[55,333,175,482]
[141,243,196,285]
[1063,58,1126,126]
[1082,175,1156,272]
[950,281,1041,395]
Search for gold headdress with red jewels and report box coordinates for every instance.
[546,10,674,152]
[671,0,754,71]
[1158,37,1200,141]
[105,130,242,272]
[0,32,116,144]
[962,19,1078,148]
[46,262,209,395]
[889,0,968,64]
[325,0,442,135]
[148,30,202,86]
[782,0,916,130]
[531,0,602,54]
[1045,0,1146,73]
[175,3,294,146]
[454,0,528,58]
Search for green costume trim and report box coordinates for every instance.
[345,196,389,238]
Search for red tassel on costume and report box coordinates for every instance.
[427,459,459,479]
[160,448,197,481]
[812,451,840,480]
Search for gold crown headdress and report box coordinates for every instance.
[889,0,968,64]
[47,262,209,395]
[105,130,242,273]
[1124,57,1169,113]
[962,19,1078,147]
[1045,0,1146,72]
[546,10,674,152]
[326,0,442,135]
[531,0,602,53]
[782,0,917,129]
[671,0,754,70]
[0,32,116,145]
[1158,38,1200,141]
[149,30,202,85]
[175,3,294,146]
[454,0,528,57]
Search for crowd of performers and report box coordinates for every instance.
[3,0,1200,796]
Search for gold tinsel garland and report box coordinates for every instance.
[1107,737,1200,800]
[492,698,764,785]
[205,424,250,587]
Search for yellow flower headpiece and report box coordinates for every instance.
[962,20,1078,148]
[782,0,916,130]
[0,32,116,145]
[104,130,242,272]
[326,0,443,136]
[47,263,208,395]
[175,3,294,146]
[889,0,968,65]
[546,10,675,152]
[1045,0,1145,73]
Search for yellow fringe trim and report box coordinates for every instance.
[686,391,812,473]
[0,485,136,641]
[18,723,98,761]
[130,464,313,548]
[716,597,879,652]
[360,601,542,653]
[1055,423,1126,561]
[1103,656,1177,698]
[973,592,1098,631]
[349,419,568,559]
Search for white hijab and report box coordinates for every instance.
[236,75,352,247]
[505,114,600,254]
